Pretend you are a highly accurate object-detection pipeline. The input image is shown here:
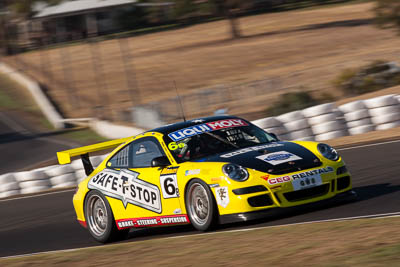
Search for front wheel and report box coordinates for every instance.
[84,190,129,243]
[185,179,218,231]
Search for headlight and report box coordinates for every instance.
[317,143,339,161]
[222,164,249,182]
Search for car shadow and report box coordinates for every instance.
[352,183,400,202]
[123,182,400,242]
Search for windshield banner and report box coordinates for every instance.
[168,119,248,141]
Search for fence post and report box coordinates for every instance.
[118,37,141,105]
[38,37,54,83]
[88,37,110,120]
[58,37,80,110]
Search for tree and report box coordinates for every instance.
[174,0,197,23]
[210,0,242,38]
[374,0,400,33]
[209,0,278,39]
[12,0,35,17]
[11,0,65,18]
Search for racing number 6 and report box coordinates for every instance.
[160,175,179,198]
[164,177,176,195]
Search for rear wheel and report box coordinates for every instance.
[185,179,218,231]
[84,190,129,243]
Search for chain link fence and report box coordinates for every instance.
[2,28,297,127]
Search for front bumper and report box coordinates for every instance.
[219,189,357,224]
[213,163,353,219]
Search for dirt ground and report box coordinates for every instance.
[6,2,400,121]
[2,216,400,266]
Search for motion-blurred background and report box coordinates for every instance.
[1,0,400,128]
[2,1,400,261]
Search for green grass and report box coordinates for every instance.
[0,87,18,109]
[0,74,33,111]
[265,91,321,116]
[0,73,54,128]
[0,73,109,144]
[59,128,109,143]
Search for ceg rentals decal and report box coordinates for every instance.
[168,119,248,141]
[267,167,334,186]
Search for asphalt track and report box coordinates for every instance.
[1,139,400,258]
[0,111,75,173]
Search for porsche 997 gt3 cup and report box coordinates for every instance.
[57,116,355,243]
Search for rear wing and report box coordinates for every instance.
[57,137,132,175]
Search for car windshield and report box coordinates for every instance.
[163,118,278,163]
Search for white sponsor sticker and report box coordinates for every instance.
[292,174,322,191]
[159,216,188,224]
[220,143,284,158]
[291,167,334,180]
[256,151,302,165]
[136,219,158,226]
[185,169,200,176]
[118,220,134,228]
[88,169,162,213]
[215,186,229,208]
[160,174,179,199]
[173,208,182,214]
[266,167,333,188]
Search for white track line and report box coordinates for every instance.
[337,139,400,151]
[2,211,400,260]
[0,112,28,133]
[0,189,76,202]
[168,212,400,238]
[1,248,83,260]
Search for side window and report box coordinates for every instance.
[130,138,165,168]
[108,145,130,168]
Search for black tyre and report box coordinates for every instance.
[84,190,129,243]
[185,179,218,231]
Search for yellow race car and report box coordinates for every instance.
[57,116,355,243]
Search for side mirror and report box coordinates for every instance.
[151,156,171,168]
[269,132,279,141]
